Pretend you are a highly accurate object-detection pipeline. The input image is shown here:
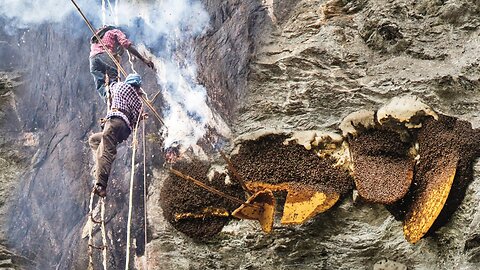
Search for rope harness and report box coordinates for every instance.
[142,116,149,268]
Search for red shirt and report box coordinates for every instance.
[89,29,132,58]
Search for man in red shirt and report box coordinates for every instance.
[89,25,154,103]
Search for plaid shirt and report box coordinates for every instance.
[106,82,143,130]
[90,29,132,58]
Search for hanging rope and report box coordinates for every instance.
[125,109,144,270]
[105,0,116,21]
[87,191,95,269]
[101,0,106,26]
[70,0,166,128]
[128,42,148,270]
[142,115,148,270]
[100,198,107,270]
[69,1,155,268]
[127,51,138,74]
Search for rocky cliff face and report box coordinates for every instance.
[237,0,480,132]
[0,71,35,269]
[1,0,480,269]
[148,0,480,269]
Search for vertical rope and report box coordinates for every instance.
[127,51,138,74]
[101,198,108,270]
[125,110,143,270]
[115,0,120,25]
[106,0,115,22]
[87,191,95,270]
[142,117,148,270]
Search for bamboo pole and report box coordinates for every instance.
[70,0,166,127]
[219,150,251,196]
[169,169,261,209]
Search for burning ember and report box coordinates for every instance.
[165,143,180,164]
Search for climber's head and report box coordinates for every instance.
[125,73,142,89]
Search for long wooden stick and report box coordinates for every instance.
[142,118,148,270]
[150,91,162,103]
[219,151,251,196]
[125,110,143,270]
[70,0,166,127]
[169,169,261,209]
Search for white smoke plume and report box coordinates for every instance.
[152,50,231,155]
[1,0,231,156]
[112,0,231,154]
[0,0,75,26]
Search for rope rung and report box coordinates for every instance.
[89,244,107,250]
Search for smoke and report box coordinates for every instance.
[111,0,230,154]
[114,0,210,44]
[1,0,230,155]
[0,0,103,31]
[152,50,231,154]
[0,1,74,26]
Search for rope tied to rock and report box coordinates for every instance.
[142,116,149,270]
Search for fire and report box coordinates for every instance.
[165,145,180,164]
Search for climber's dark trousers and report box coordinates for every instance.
[89,117,131,188]
[89,52,119,102]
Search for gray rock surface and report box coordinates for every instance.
[0,72,33,269]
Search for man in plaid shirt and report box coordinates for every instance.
[89,25,154,103]
[89,74,145,197]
